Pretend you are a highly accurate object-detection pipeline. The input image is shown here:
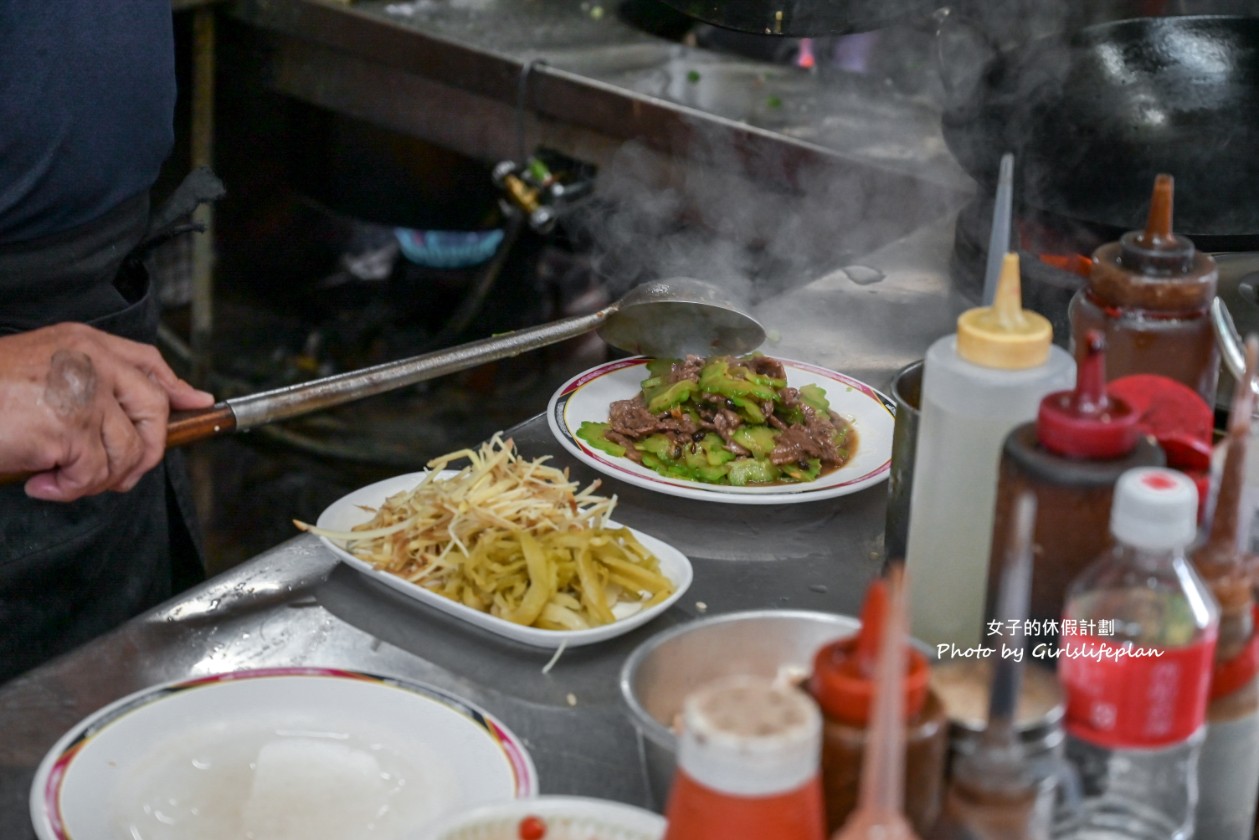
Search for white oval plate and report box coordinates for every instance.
[420,795,665,840]
[31,667,536,840]
[315,472,693,649]
[547,357,895,504]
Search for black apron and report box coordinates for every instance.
[0,170,222,684]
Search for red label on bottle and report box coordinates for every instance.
[1059,632,1217,748]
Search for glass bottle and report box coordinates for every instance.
[931,659,1067,840]
[1068,173,1219,407]
[930,495,1051,840]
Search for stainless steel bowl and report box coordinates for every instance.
[618,609,860,809]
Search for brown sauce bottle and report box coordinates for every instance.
[1191,338,1259,839]
[1068,174,1219,407]
[809,577,949,837]
[985,331,1164,654]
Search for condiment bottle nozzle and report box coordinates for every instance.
[956,253,1053,370]
[1193,334,1258,657]
[1036,330,1139,459]
[831,566,921,840]
[1119,173,1196,273]
[1136,173,1175,249]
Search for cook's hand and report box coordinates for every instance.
[0,323,215,502]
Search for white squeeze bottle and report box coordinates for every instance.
[905,253,1074,652]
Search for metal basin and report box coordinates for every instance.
[618,609,860,808]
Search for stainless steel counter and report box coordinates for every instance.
[0,211,960,836]
[227,0,969,182]
[223,0,973,256]
[0,423,885,836]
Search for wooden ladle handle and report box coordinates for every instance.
[0,403,237,487]
[167,403,238,448]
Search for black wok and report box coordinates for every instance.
[654,0,936,37]
[941,15,1259,250]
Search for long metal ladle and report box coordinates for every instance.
[1,277,764,484]
[1214,296,1249,387]
[1203,252,1259,401]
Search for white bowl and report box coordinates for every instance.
[418,795,665,840]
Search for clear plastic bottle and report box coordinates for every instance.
[1055,468,1220,840]
[907,253,1075,651]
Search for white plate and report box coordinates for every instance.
[420,795,665,840]
[547,356,895,504]
[30,667,536,840]
[315,473,693,649]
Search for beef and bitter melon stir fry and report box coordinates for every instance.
[577,354,857,486]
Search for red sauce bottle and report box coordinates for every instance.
[1068,174,1219,407]
[662,674,827,840]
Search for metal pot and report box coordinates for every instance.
[618,609,861,809]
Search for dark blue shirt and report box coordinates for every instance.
[0,1,175,243]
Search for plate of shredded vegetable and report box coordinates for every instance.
[547,354,894,504]
[299,436,692,648]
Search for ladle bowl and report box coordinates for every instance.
[599,277,766,357]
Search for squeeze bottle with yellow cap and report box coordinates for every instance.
[905,253,1074,653]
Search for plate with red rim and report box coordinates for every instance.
[30,667,536,840]
[546,356,895,504]
[420,795,666,840]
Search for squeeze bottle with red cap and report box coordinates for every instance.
[809,577,948,836]
[984,330,1163,653]
[906,253,1075,651]
[1191,336,1259,840]
[1069,173,1220,407]
[1056,467,1219,840]
[661,674,826,840]
[830,566,924,840]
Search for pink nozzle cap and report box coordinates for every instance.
[1037,330,1139,458]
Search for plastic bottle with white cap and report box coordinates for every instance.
[906,253,1075,652]
[661,674,827,840]
[1055,467,1219,840]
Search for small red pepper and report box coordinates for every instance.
[518,815,547,840]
